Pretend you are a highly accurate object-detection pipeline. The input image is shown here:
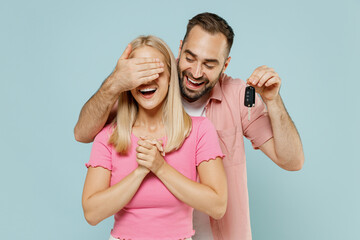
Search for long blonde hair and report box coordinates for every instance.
[109,35,192,154]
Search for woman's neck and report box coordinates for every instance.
[133,105,165,138]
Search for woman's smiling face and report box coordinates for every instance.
[130,46,170,111]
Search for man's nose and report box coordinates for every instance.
[192,63,203,79]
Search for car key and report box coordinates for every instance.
[244,85,255,121]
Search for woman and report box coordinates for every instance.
[82,35,227,240]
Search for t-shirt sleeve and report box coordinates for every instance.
[85,126,113,171]
[241,92,273,149]
[195,118,225,166]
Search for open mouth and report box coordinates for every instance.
[138,87,157,99]
[185,76,205,90]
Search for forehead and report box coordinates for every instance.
[131,46,165,61]
[182,25,228,61]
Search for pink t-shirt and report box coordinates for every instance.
[86,116,224,240]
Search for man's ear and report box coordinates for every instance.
[178,40,183,58]
[222,56,231,73]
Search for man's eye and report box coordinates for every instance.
[186,57,194,63]
[204,64,215,69]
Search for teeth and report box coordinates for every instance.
[139,88,156,93]
[188,77,203,85]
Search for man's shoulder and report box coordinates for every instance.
[215,73,247,97]
[220,73,246,86]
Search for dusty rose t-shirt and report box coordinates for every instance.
[205,74,273,240]
[86,116,224,240]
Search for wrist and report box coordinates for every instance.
[263,94,282,108]
[100,74,123,101]
[264,95,288,118]
[154,161,167,176]
[105,72,126,96]
[135,166,150,178]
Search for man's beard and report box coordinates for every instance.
[177,64,222,102]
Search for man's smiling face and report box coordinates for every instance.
[177,25,231,102]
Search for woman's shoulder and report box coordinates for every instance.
[190,116,206,123]
[190,116,215,132]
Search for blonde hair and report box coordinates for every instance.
[109,35,192,154]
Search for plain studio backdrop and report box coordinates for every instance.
[1,0,359,239]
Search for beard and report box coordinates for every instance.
[177,64,222,102]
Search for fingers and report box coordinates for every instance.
[264,76,281,88]
[150,140,164,156]
[134,60,165,80]
[138,137,165,156]
[136,158,150,169]
[247,65,279,88]
[138,68,164,79]
[133,61,165,85]
[137,140,154,151]
[136,152,149,161]
[130,74,158,87]
[135,140,152,167]
[119,44,132,60]
[247,65,270,85]
[133,57,161,65]
[136,138,165,173]
[135,144,152,166]
[139,136,150,140]
[257,71,277,88]
[140,137,163,150]
[137,62,164,72]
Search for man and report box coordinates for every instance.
[75,12,304,240]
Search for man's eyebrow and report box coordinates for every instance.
[184,49,197,58]
[184,49,219,64]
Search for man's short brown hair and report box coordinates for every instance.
[183,12,235,56]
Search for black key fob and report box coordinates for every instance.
[244,85,255,107]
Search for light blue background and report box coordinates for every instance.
[1,0,359,239]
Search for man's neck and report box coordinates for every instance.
[182,92,210,117]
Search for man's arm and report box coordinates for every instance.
[74,44,164,143]
[74,77,119,143]
[247,65,304,171]
[259,95,304,171]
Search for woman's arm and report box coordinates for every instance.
[157,158,227,220]
[82,166,150,226]
[136,140,228,219]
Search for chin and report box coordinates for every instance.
[181,86,206,102]
[139,103,157,110]
[138,99,164,111]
